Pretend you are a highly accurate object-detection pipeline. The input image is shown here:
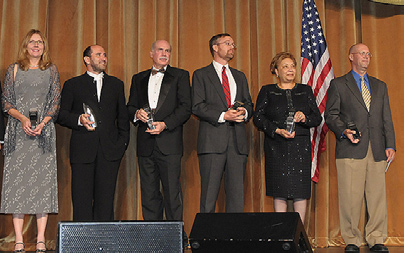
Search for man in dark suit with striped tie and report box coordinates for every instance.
[192,33,253,213]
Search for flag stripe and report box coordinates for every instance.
[300,0,334,183]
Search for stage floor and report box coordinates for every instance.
[1,247,404,252]
[315,246,403,252]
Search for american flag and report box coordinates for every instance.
[301,0,334,183]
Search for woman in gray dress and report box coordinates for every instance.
[0,29,60,252]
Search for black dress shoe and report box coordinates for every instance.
[345,244,360,252]
[370,244,389,252]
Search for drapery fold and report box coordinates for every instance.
[0,0,403,251]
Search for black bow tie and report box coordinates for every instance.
[151,69,165,75]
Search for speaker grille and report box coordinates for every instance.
[57,221,183,252]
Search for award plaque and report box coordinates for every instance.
[83,103,97,128]
[143,105,155,130]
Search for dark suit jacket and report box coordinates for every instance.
[127,65,191,157]
[325,71,395,161]
[192,63,253,155]
[58,72,130,163]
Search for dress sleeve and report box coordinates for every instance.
[42,64,61,121]
[2,63,17,113]
[302,85,322,128]
[253,86,279,138]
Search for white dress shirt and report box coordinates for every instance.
[148,66,167,109]
[133,66,167,122]
[78,71,104,126]
[212,61,247,122]
[87,71,104,102]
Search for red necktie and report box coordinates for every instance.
[222,66,231,108]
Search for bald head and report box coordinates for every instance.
[349,43,368,55]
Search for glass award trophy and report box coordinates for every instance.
[347,121,360,140]
[286,111,295,133]
[83,103,97,128]
[231,101,245,110]
[143,105,155,130]
[29,108,38,130]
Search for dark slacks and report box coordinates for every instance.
[71,145,121,221]
[198,126,247,213]
[138,143,183,220]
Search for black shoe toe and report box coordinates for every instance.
[370,244,389,252]
[345,244,360,253]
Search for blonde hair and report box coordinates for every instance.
[17,29,52,71]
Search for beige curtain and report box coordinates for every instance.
[0,0,403,251]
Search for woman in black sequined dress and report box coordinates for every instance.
[253,52,321,224]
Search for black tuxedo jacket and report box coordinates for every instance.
[325,71,395,160]
[58,72,130,163]
[127,65,191,157]
[192,63,253,155]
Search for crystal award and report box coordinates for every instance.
[83,103,97,128]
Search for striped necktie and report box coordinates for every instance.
[222,66,231,108]
[361,76,371,111]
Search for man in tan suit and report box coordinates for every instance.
[325,43,395,253]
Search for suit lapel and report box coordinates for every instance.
[368,76,379,111]
[98,74,106,104]
[82,73,100,118]
[230,67,242,101]
[207,63,228,107]
[140,70,151,108]
[83,73,98,104]
[155,66,174,113]
[345,72,367,110]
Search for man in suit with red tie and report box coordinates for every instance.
[192,33,253,213]
[325,43,395,253]
[127,40,191,220]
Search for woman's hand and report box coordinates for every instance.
[294,111,306,123]
[32,122,45,136]
[21,117,36,136]
[275,128,295,139]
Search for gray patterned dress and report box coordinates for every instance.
[0,63,60,214]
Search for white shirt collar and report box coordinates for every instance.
[152,65,168,71]
[87,71,104,80]
[212,60,229,72]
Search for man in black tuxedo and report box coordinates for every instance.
[127,40,191,220]
[325,43,395,253]
[58,45,129,221]
[192,33,253,213]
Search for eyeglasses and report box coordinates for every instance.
[352,51,372,58]
[28,40,44,45]
[216,41,237,48]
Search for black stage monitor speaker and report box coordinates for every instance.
[189,212,312,253]
[57,221,184,252]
